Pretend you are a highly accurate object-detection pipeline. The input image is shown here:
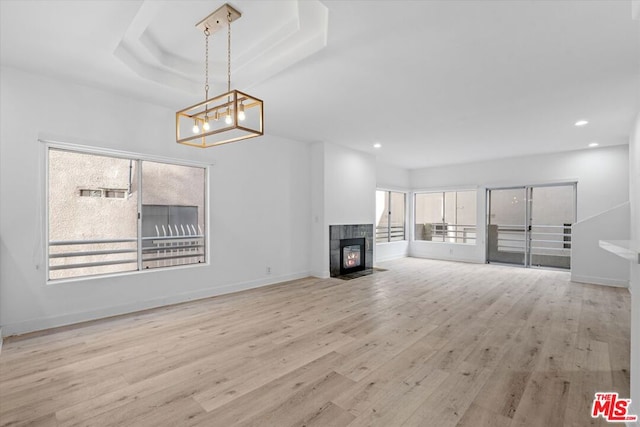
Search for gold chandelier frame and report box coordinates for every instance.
[176,4,264,148]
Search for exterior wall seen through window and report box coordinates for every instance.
[48,148,207,280]
[414,190,476,244]
[376,190,406,243]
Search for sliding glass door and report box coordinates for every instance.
[487,184,575,269]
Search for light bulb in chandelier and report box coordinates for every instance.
[238,102,246,121]
[203,116,211,131]
[225,110,233,125]
[192,120,200,134]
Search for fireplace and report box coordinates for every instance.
[340,238,365,275]
[329,224,373,278]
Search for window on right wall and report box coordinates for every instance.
[414,190,477,244]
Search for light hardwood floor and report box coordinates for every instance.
[0,258,631,426]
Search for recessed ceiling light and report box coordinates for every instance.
[588,142,599,148]
[575,120,589,127]
[373,143,382,149]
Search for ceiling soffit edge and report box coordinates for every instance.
[113,0,328,95]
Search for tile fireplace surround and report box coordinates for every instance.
[329,224,374,278]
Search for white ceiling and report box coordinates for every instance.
[1,0,638,169]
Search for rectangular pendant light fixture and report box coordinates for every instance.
[176,4,264,148]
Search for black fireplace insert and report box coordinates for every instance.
[339,237,366,275]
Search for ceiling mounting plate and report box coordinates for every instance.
[195,3,242,34]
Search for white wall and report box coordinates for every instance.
[308,142,377,277]
[309,142,326,277]
[375,240,409,263]
[324,142,376,226]
[571,202,630,287]
[409,146,630,264]
[629,112,640,422]
[375,162,410,262]
[376,162,410,189]
[0,66,312,335]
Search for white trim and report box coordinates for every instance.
[413,186,479,194]
[44,142,52,282]
[570,274,630,288]
[39,138,215,168]
[484,179,578,191]
[2,271,311,337]
[376,185,410,193]
[136,157,143,270]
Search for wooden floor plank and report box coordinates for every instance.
[0,258,631,427]
[237,371,355,427]
[455,403,511,427]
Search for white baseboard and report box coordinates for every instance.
[310,270,330,279]
[1,271,311,337]
[570,274,629,288]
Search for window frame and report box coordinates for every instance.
[413,189,477,245]
[375,189,407,243]
[43,140,211,283]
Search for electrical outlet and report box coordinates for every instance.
[266,266,271,274]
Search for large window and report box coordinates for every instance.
[48,147,207,280]
[376,190,406,242]
[414,190,476,244]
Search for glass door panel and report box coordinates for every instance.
[528,185,575,269]
[487,188,527,266]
